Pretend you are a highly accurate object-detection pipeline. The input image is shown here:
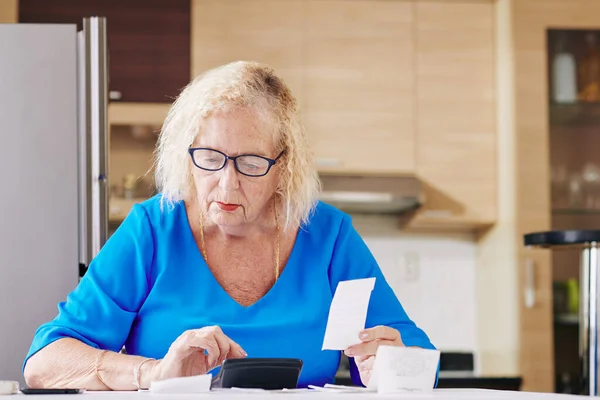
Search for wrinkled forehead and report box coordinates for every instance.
[192,103,281,155]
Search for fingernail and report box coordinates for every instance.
[242,350,248,357]
[344,349,354,356]
[359,331,368,339]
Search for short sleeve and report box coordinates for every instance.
[328,214,437,386]
[23,204,155,369]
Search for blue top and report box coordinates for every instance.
[24,195,435,387]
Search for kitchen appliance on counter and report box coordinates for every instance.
[0,18,108,383]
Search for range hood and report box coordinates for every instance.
[318,172,423,214]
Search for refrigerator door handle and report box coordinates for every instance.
[78,17,109,271]
[76,29,88,271]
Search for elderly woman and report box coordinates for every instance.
[23,61,435,390]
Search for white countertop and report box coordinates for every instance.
[9,389,582,400]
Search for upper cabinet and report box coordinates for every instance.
[189,0,496,229]
[414,1,496,223]
[304,0,415,174]
[19,0,191,103]
[191,0,304,102]
[191,0,415,175]
[0,0,17,23]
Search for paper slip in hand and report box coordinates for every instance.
[149,374,212,394]
[322,277,376,350]
[368,345,440,394]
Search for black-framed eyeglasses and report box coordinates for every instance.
[188,147,284,177]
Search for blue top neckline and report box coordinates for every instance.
[178,200,306,309]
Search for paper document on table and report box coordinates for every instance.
[308,383,374,393]
[368,345,440,394]
[148,374,212,393]
[322,277,376,350]
[211,388,310,394]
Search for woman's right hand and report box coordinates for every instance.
[147,326,247,383]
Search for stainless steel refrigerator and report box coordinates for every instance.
[0,18,108,383]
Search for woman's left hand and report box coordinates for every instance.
[343,326,404,386]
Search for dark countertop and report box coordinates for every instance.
[335,353,522,391]
[435,376,522,390]
[334,375,522,391]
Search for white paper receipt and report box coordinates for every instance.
[322,277,376,350]
[369,345,440,394]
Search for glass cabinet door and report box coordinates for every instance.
[548,28,600,394]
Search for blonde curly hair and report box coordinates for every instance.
[153,61,320,229]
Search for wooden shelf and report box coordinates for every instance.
[109,197,147,223]
[550,102,600,127]
[554,313,578,326]
[405,211,495,233]
[553,208,600,215]
[108,102,171,127]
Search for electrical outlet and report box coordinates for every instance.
[403,252,420,282]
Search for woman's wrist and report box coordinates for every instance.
[138,359,159,390]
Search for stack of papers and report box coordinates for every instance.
[369,346,441,393]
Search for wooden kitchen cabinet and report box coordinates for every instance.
[414,1,496,223]
[191,0,304,103]
[19,0,191,103]
[0,0,17,23]
[304,0,415,174]
[192,0,415,175]
[189,0,496,230]
[509,0,600,393]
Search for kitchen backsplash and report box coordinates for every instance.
[352,215,478,356]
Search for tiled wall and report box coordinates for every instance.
[352,215,478,356]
